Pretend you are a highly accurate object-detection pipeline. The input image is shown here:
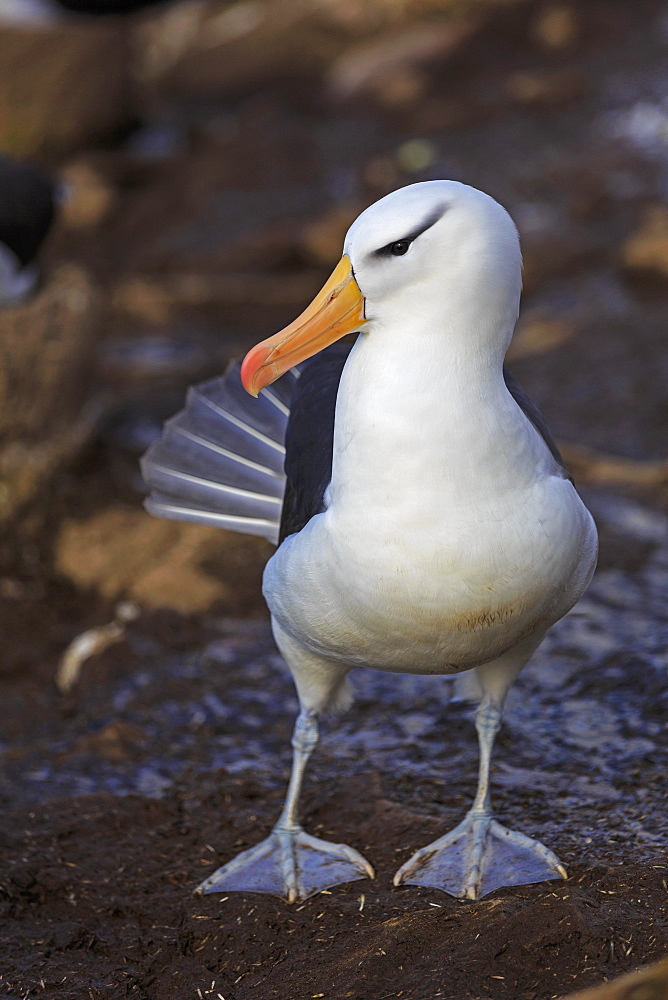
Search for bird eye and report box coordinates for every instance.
[390,240,410,256]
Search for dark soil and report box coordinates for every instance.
[1,0,667,997]
[1,797,667,1000]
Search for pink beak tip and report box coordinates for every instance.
[240,344,271,396]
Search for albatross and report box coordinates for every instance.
[142,180,598,903]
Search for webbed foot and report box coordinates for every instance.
[393,810,566,900]
[197,825,374,903]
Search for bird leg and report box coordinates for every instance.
[394,695,566,900]
[196,711,374,903]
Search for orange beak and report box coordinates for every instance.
[240,255,365,396]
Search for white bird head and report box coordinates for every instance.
[241,181,522,396]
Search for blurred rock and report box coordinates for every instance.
[312,0,505,34]
[408,95,465,132]
[560,442,668,502]
[0,19,131,156]
[375,66,428,109]
[531,4,578,51]
[620,204,668,280]
[310,0,410,33]
[134,0,520,106]
[515,203,596,293]
[133,0,340,102]
[99,333,215,383]
[113,278,172,324]
[54,506,269,614]
[582,489,668,573]
[327,20,477,104]
[506,68,584,107]
[0,264,99,523]
[59,161,117,230]
[131,0,208,86]
[68,720,146,763]
[507,315,575,361]
[363,155,402,194]
[113,271,322,320]
[301,204,362,266]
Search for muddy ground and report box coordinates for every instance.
[0,0,667,997]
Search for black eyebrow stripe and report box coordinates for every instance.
[373,202,449,256]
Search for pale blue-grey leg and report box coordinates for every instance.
[394,693,566,899]
[197,711,374,903]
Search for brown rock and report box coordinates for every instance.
[68,721,146,763]
[301,205,363,266]
[113,271,323,319]
[363,155,402,194]
[135,0,494,106]
[133,1,342,102]
[53,506,270,616]
[620,205,668,280]
[59,161,117,231]
[531,4,579,51]
[559,442,668,499]
[112,278,173,325]
[507,315,575,361]
[0,265,99,523]
[0,20,131,156]
[506,68,584,106]
[409,95,466,132]
[517,213,595,293]
[327,20,478,103]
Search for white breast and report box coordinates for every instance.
[265,473,596,675]
[263,335,597,676]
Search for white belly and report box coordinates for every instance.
[263,475,597,675]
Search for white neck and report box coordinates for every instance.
[328,308,546,518]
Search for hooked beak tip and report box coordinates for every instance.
[240,343,272,396]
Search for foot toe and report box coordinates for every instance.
[294,831,374,899]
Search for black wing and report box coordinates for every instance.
[279,343,352,542]
[503,366,570,478]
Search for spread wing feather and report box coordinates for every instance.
[141,361,299,544]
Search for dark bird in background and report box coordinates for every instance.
[0,0,173,22]
[0,156,55,307]
[142,181,598,904]
[56,0,173,12]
